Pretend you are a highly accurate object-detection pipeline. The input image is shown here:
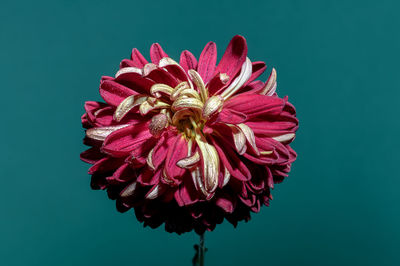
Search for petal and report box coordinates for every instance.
[115,72,155,95]
[88,157,123,175]
[224,94,285,119]
[215,192,235,213]
[80,147,104,164]
[244,61,267,86]
[130,48,148,68]
[209,136,251,181]
[150,43,168,65]
[214,35,248,80]
[197,42,217,84]
[164,134,188,182]
[179,50,198,72]
[102,122,152,157]
[86,124,130,141]
[99,79,136,106]
[137,167,161,186]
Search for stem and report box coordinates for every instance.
[192,232,206,266]
[199,233,205,266]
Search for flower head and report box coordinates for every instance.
[81,35,298,234]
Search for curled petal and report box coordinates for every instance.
[220,57,252,99]
[177,151,200,169]
[113,95,147,122]
[237,123,259,155]
[202,95,223,120]
[171,97,203,112]
[139,100,170,115]
[188,69,208,102]
[150,84,174,98]
[115,67,143,78]
[86,125,129,141]
[228,125,247,155]
[195,132,219,197]
[272,133,295,143]
[260,68,277,96]
[170,82,191,100]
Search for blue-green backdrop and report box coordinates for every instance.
[1,0,399,265]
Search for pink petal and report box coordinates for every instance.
[215,192,235,213]
[210,136,251,181]
[115,72,155,95]
[131,48,148,68]
[120,59,136,68]
[238,80,265,95]
[224,94,285,119]
[99,79,136,106]
[150,43,168,64]
[137,167,161,186]
[88,157,123,174]
[213,108,247,124]
[107,163,136,184]
[214,35,248,81]
[197,42,217,84]
[102,122,152,157]
[179,50,198,72]
[80,147,104,164]
[151,131,176,170]
[145,68,179,87]
[164,134,188,182]
[244,61,266,86]
[174,174,200,206]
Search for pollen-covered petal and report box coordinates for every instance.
[115,67,143,78]
[188,69,208,102]
[86,125,129,141]
[202,95,223,120]
[176,151,200,169]
[171,96,204,112]
[150,84,174,98]
[139,100,170,115]
[113,95,147,122]
[149,113,168,137]
[195,132,219,196]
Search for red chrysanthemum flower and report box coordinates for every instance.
[81,35,298,234]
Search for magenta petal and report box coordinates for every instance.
[244,61,266,86]
[102,122,152,157]
[88,157,123,174]
[151,131,176,170]
[197,42,217,84]
[239,80,265,95]
[80,147,104,164]
[215,192,235,213]
[214,35,248,80]
[115,72,155,95]
[138,167,161,186]
[99,79,136,106]
[145,68,179,87]
[213,108,247,124]
[210,136,251,181]
[224,94,284,119]
[150,43,168,64]
[108,163,136,184]
[120,59,136,68]
[131,48,148,68]
[179,50,198,72]
[165,134,188,182]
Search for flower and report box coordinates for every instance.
[81,35,298,234]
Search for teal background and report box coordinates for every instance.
[1,0,399,265]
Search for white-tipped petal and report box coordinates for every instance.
[150,84,174,98]
[260,68,277,95]
[272,133,295,143]
[115,67,143,78]
[237,123,259,155]
[222,167,231,187]
[143,63,158,76]
[158,57,179,67]
[228,125,247,155]
[188,69,208,103]
[177,151,200,169]
[195,131,219,197]
[114,95,147,122]
[202,95,224,120]
[146,148,155,170]
[221,57,252,99]
[121,181,137,197]
[171,96,204,112]
[145,184,165,200]
[86,124,129,141]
